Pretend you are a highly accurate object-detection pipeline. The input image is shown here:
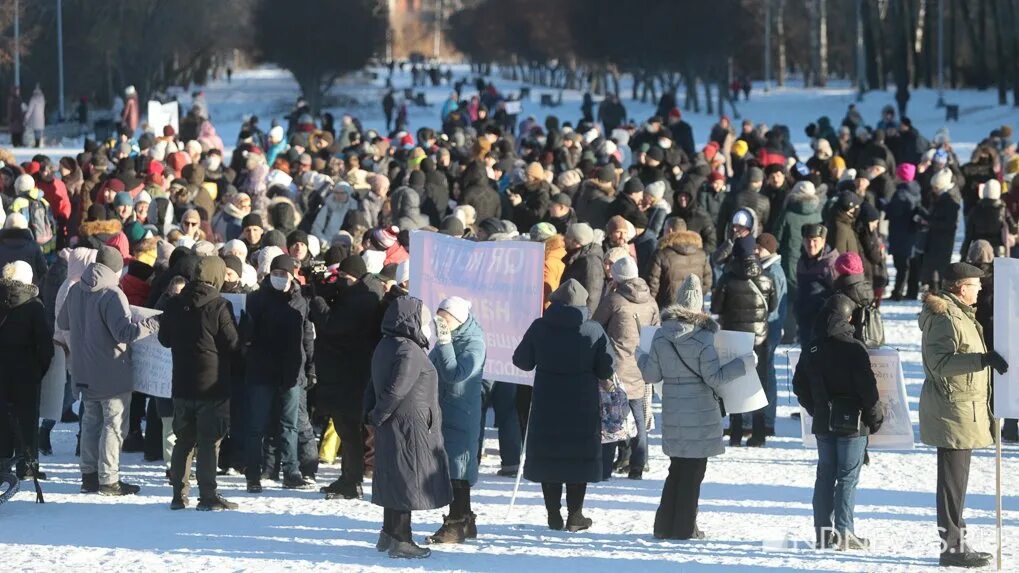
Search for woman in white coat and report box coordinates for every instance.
[24,86,46,148]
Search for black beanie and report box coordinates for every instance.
[597,164,615,183]
[324,245,345,266]
[287,230,309,248]
[623,177,645,195]
[338,255,367,278]
[241,213,263,229]
[87,204,108,222]
[222,254,244,278]
[269,254,297,274]
[261,229,287,250]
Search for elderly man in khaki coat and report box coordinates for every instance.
[918,262,1008,568]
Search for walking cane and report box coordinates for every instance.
[8,405,44,503]
[996,418,1002,571]
[506,391,535,519]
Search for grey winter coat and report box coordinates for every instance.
[592,279,660,399]
[639,305,747,458]
[56,262,157,400]
[369,297,453,511]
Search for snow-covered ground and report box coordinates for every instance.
[4,66,1019,572]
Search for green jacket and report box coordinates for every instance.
[918,292,994,450]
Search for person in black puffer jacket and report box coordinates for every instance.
[961,180,1016,258]
[829,252,877,346]
[711,236,776,447]
[792,293,883,549]
[157,256,239,511]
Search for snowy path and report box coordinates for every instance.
[5,68,1019,572]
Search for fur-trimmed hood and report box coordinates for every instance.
[660,304,718,331]
[657,229,703,255]
[784,188,821,214]
[544,234,566,258]
[78,218,123,238]
[919,291,977,332]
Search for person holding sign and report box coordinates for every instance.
[711,235,776,447]
[57,246,158,496]
[918,262,1007,568]
[639,274,752,541]
[792,294,883,551]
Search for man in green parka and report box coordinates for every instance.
[918,262,1008,568]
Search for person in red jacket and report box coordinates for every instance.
[34,159,71,246]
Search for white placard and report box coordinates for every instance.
[146,100,179,135]
[130,306,172,398]
[993,257,1019,418]
[714,330,768,415]
[410,231,544,385]
[504,100,523,115]
[38,348,67,420]
[787,346,914,450]
[222,293,246,324]
[639,326,766,414]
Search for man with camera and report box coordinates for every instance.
[918,262,1007,568]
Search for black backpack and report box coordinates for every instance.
[855,303,885,348]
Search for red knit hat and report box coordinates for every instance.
[708,171,726,184]
[834,252,864,276]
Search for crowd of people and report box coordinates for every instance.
[0,75,1017,566]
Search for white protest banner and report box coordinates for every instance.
[638,326,765,413]
[410,231,544,385]
[130,306,172,398]
[504,100,523,115]
[38,348,67,421]
[788,346,914,450]
[993,257,1019,418]
[222,293,247,324]
[714,330,767,415]
[147,100,179,135]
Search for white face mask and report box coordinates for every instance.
[206,156,222,171]
[270,275,290,291]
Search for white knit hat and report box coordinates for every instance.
[361,249,385,274]
[438,296,472,324]
[14,174,35,194]
[611,256,639,282]
[269,125,285,143]
[2,260,33,285]
[931,169,954,193]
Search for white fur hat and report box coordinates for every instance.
[2,260,33,285]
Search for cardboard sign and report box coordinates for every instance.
[787,346,914,450]
[130,306,172,398]
[410,231,544,385]
[38,348,67,420]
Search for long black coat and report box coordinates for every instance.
[0,279,54,388]
[918,190,960,283]
[368,297,452,511]
[314,274,385,416]
[157,282,239,400]
[0,228,47,288]
[241,278,315,388]
[513,303,615,484]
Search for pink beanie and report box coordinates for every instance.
[896,163,916,183]
[834,252,864,277]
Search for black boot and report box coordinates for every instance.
[38,427,53,456]
[282,475,315,490]
[170,490,189,510]
[388,539,431,559]
[565,511,593,532]
[99,481,141,496]
[939,551,991,568]
[16,460,46,481]
[427,515,467,544]
[465,512,478,539]
[246,479,263,494]
[376,531,393,552]
[547,511,564,531]
[197,494,238,511]
[321,478,362,500]
[80,472,100,493]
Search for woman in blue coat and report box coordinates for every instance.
[513,279,615,532]
[427,296,486,544]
